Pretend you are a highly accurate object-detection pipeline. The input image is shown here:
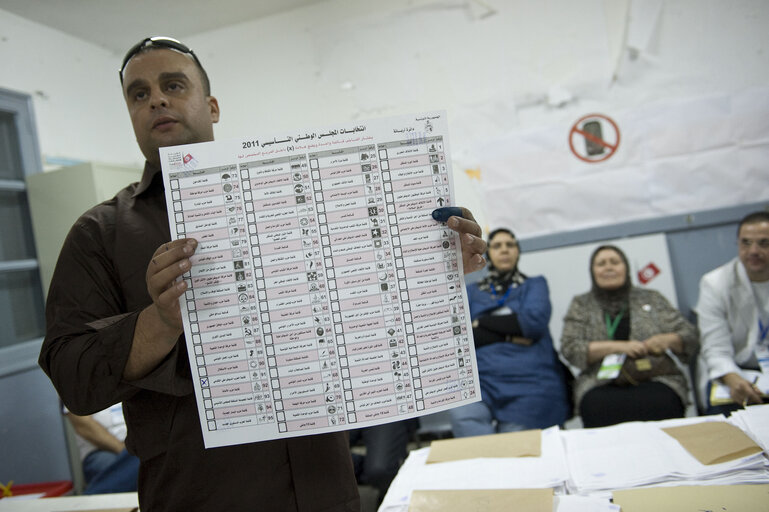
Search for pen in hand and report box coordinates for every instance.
[743,376,760,407]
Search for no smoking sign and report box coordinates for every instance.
[568,113,620,163]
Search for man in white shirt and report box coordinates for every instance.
[696,210,769,414]
[64,403,139,494]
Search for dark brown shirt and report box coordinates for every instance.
[39,163,359,511]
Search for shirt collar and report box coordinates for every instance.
[132,161,162,198]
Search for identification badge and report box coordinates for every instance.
[597,353,626,380]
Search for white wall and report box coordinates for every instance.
[187,0,622,144]
[184,0,626,223]
[0,9,140,167]
[1,0,768,226]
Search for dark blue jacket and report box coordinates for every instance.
[467,276,570,428]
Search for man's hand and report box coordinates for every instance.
[124,238,197,381]
[432,207,486,274]
[722,372,763,406]
[146,238,198,333]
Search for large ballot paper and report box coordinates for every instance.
[158,111,480,448]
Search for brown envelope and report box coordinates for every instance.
[426,429,541,464]
[409,488,552,512]
[661,421,762,465]
[613,484,769,512]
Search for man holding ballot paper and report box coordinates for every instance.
[39,36,486,511]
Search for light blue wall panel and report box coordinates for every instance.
[0,366,71,485]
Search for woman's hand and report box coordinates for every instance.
[587,340,647,364]
[623,340,649,358]
[643,333,683,355]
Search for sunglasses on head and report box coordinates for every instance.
[119,36,203,84]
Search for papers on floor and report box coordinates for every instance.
[560,416,769,495]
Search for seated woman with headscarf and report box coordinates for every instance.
[450,228,571,437]
[560,244,698,428]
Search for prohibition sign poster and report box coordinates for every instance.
[569,113,620,163]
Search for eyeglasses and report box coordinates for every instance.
[119,36,203,84]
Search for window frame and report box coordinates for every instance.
[0,88,45,377]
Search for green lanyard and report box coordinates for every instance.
[605,310,624,340]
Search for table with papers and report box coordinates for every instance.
[379,405,769,512]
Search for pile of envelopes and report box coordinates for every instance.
[380,404,769,512]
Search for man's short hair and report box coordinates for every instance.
[737,210,769,236]
[119,36,211,96]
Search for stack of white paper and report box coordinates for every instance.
[560,416,769,495]
[730,403,769,456]
[379,426,569,512]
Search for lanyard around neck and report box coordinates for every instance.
[490,284,513,307]
[760,319,769,345]
[605,310,624,340]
